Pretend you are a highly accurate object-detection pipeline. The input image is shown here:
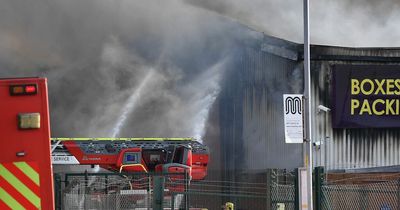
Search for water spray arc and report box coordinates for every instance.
[189,60,226,141]
[110,70,154,138]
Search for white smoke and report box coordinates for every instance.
[0,0,242,139]
[187,0,400,47]
[1,0,394,141]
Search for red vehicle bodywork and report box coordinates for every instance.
[61,140,209,180]
[0,78,54,210]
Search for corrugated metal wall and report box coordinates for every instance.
[310,47,400,170]
[219,37,303,178]
[218,34,400,174]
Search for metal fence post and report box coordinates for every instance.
[53,173,62,210]
[171,193,175,210]
[65,174,69,188]
[105,175,108,194]
[294,169,299,210]
[315,167,324,210]
[266,169,272,210]
[148,174,151,210]
[397,179,400,210]
[84,171,88,210]
[153,176,165,210]
[184,170,190,210]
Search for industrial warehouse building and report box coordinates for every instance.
[48,25,400,209]
[206,31,400,180]
[197,33,400,209]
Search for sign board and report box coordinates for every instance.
[52,155,80,164]
[283,94,304,143]
[120,189,147,195]
[333,65,400,128]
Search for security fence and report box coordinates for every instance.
[321,180,400,210]
[319,171,400,210]
[269,169,297,210]
[55,170,289,209]
[61,172,190,209]
[173,178,270,209]
[63,173,150,209]
[53,168,400,210]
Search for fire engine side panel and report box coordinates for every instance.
[0,78,54,210]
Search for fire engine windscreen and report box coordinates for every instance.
[124,153,139,164]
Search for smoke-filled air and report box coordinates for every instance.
[188,0,400,47]
[0,0,243,139]
[0,0,399,139]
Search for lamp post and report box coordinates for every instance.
[303,0,313,209]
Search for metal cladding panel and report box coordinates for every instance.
[219,42,303,173]
[310,46,400,170]
[218,37,400,173]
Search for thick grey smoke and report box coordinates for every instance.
[0,0,244,138]
[1,0,397,141]
[187,0,400,47]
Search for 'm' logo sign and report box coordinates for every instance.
[285,96,302,114]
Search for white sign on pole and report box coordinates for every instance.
[283,94,304,143]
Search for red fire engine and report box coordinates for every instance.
[0,77,209,210]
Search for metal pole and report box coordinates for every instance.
[153,176,165,210]
[303,0,314,210]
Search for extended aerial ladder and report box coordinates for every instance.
[51,137,209,180]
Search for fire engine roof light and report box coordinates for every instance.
[25,85,37,93]
[12,86,24,94]
[10,84,38,96]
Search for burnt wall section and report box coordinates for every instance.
[218,35,304,181]
[217,37,400,176]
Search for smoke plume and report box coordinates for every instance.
[0,0,244,139]
[1,0,398,139]
[187,0,400,47]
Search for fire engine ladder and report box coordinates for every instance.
[50,137,199,165]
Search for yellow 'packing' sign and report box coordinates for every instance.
[332,65,400,128]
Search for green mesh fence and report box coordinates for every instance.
[322,180,400,210]
[60,171,274,209]
[57,170,302,209]
[268,169,297,210]
[62,172,188,209]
